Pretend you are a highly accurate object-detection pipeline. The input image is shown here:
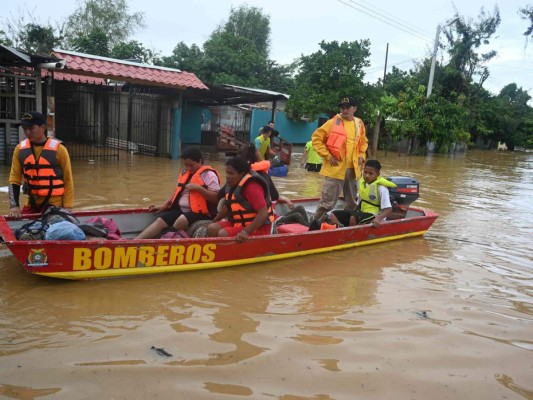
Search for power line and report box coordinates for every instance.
[346,0,433,40]
[351,0,433,37]
[336,0,433,42]
[333,2,529,93]
[364,58,417,74]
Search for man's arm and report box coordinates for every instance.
[8,146,23,218]
[58,145,74,209]
[8,145,23,187]
[373,185,392,226]
[254,137,264,160]
[357,119,368,164]
[311,119,333,160]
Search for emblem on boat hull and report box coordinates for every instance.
[27,249,49,267]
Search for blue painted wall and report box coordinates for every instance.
[180,106,328,146]
[181,105,204,144]
[170,106,182,159]
[251,110,327,144]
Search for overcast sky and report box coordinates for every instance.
[4,0,532,96]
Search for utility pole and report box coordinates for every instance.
[427,24,441,98]
[370,43,389,159]
[427,19,458,97]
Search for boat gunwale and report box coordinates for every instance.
[0,203,438,247]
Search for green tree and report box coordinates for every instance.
[3,15,63,55]
[70,27,110,57]
[382,66,413,96]
[519,4,533,46]
[461,83,494,144]
[200,5,274,87]
[493,83,533,148]
[440,7,500,94]
[111,40,156,63]
[259,60,296,94]
[0,29,13,46]
[158,5,293,91]
[202,31,265,86]
[285,40,371,121]
[19,23,62,54]
[380,85,468,154]
[222,5,270,58]
[64,0,145,52]
[155,42,205,72]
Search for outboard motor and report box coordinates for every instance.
[387,176,420,207]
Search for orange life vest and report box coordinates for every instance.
[326,115,347,160]
[251,160,270,174]
[19,138,65,198]
[320,221,338,230]
[225,172,275,227]
[170,166,220,214]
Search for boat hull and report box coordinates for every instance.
[0,202,438,280]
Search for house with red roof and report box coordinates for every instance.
[1,45,317,164]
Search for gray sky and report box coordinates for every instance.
[5,0,532,96]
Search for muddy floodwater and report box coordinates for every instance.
[0,148,531,399]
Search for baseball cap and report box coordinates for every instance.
[339,96,356,107]
[19,111,46,127]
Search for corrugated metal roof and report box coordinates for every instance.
[0,44,60,66]
[52,49,208,90]
[184,83,289,107]
[221,84,289,99]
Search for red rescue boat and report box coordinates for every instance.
[0,178,438,280]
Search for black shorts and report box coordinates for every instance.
[331,210,375,226]
[158,209,213,226]
[305,163,322,172]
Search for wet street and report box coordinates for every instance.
[0,148,532,399]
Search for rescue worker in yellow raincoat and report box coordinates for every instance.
[311,96,368,222]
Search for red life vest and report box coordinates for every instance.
[225,172,275,227]
[18,138,65,198]
[169,166,220,214]
[326,115,348,160]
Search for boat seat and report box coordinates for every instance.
[277,223,309,234]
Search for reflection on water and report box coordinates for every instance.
[0,149,532,399]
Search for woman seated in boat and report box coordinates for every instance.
[136,147,220,239]
[329,159,395,228]
[207,156,274,243]
[241,143,294,211]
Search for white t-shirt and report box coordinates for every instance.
[356,184,392,215]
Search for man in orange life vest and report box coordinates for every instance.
[311,96,368,221]
[135,147,221,239]
[8,111,74,219]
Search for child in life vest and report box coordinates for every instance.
[329,159,395,228]
[300,140,322,172]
